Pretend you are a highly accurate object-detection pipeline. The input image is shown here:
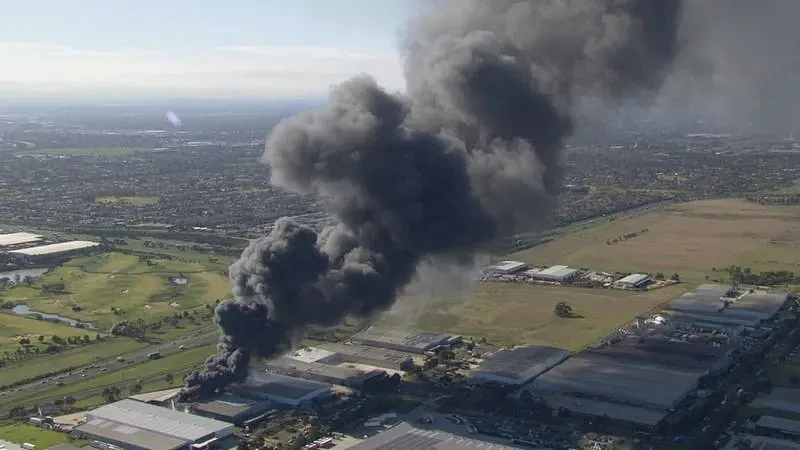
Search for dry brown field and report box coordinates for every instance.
[511,199,800,284]
[381,199,800,349]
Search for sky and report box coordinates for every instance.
[0,0,420,100]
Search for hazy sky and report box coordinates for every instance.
[0,0,418,99]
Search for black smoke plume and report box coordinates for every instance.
[181,0,683,399]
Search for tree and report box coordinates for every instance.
[670,273,681,282]
[38,335,45,343]
[165,373,174,384]
[554,301,573,317]
[64,396,76,407]
[130,383,142,394]
[101,388,115,403]
[654,272,665,281]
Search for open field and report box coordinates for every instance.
[383,283,685,349]
[0,423,84,447]
[510,199,800,285]
[95,195,160,206]
[0,252,230,329]
[0,312,104,354]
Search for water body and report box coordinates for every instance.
[0,268,48,281]
[11,304,96,329]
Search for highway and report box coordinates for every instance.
[0,325,219,417]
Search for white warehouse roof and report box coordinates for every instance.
[616,273,651,285]
[534,265,579,279]
[86,399,234,442]
[486,260,529,274]
[0,232,42,247]
[9,240,100,256]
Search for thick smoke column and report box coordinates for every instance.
[182,0,683,398]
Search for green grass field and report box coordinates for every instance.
[510,199,800,285]
[0,423,83,447]
[95,195,160,206]
[0,312,104,354]
[0,252,230,329]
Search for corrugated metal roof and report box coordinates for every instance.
[616,273,651,284]
[86,399,232,441]
[76,418,189,450]
[758,415,800,434]
[0,232,42,247]
[9,240,100,256]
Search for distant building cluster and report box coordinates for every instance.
[0,231,102,267]
[480,259,655,290]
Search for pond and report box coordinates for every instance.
[0,267,48,281]
[11,304,97,329]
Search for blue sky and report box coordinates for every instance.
[0,0,419,99]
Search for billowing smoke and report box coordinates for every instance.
[182,0,683,399]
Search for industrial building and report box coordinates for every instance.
[129,387,182,406]
[351,327,461,354]
[266,356,388,391]
[614,273,652,289]
[531,265,581,283]
[484,260,529,275]
[751,388,800,416]
[74,399,234,450]
[724,434,800,450]
[8,240,101,263]
[756,415,800,438]
[189,394,271,425]
[590,332,736,374]
[0,232,43,250]
[468,345,571,386]
[236,371,332,407]
[348,422,520,449]
[315,342,418,370]
[666,283,790,326]
[528,351,703,426]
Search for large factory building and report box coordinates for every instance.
[351,327,461,354]
[666,283,790,327]
[73,399,234,450]
[0,232,43,251]
[9,240,102,264]
[469,345,571,386]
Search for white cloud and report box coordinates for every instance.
[0,42,404,99]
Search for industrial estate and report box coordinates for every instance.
[1,21,800,449]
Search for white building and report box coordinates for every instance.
[615,273,652,289]
[484,260,529,275]
[532,265,580,283]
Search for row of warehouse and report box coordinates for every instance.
[0,232,101,264]
[465,283,793,428]
[483,259,654,289]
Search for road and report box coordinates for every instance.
[0,325,219,414]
